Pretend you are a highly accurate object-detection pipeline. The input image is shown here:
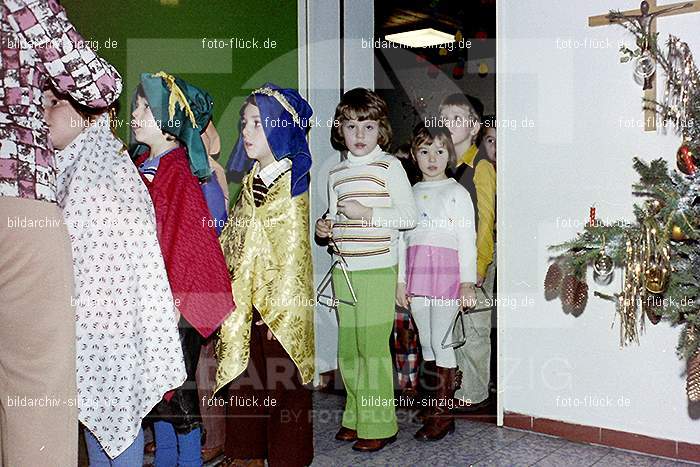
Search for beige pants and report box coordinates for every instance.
[0,198,77,467]
[454,248,496,404]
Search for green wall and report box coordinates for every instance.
[62,0,298,168]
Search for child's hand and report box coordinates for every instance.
[256,319,276,341]
[396,282,411,308]
[460,283,477,311]
[337,200,372,221]
[315,218,333,238]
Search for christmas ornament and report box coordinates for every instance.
[662,36,700,128]
[593,235,614,284]
[676,144,697,175]
[589,205,596,226]
[671,224,689,241]
[478,62,489,77]
[633,49,656,80]
[643,294,663,325]
[452,64,464,80]
[616,235,643,346]
[544,262,563,300]
[593,254,614,285]
[455,30,463,42]
[439,47,447,56]
[644,224,670,294]
[475,30,488,41]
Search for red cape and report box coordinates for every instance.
[136,148,234,338]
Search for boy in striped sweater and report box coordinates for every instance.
[315,88,417,452]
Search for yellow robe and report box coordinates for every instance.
[215,167,315,393]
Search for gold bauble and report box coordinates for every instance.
[671,224,688,241]
[645,262,669,294]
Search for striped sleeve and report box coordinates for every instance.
[370,159,417,231]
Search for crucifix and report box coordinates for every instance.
[589,1,700,131]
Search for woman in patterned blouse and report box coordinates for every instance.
[0,1,121,465]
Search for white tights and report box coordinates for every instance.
[410,296,458,368]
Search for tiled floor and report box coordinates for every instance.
[306,392,699,467]
[138,391,697,466]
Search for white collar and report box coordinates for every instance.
[346,144,383,165]
[257,158,292,187]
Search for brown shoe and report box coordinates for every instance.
[202,445,224,462]
[335,426,358,441]
[415,366,458,441]
[351,435,397,452]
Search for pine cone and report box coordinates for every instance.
[570,279,588,316]
[544,263,563,300]
[687,350,700,401]
[643,294,663,325]
[560,274,578,313]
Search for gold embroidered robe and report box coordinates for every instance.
[215,167,315,392]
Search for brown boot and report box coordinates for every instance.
[414,366,458,441]
[416,360,438,423]
[335,426,358,441]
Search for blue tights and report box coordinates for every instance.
[84,427,144,467]
[153,421,202,467]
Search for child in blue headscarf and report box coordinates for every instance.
[216,83,315,467]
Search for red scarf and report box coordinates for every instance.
[136,148,234,338]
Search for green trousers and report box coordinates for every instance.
[333,266,398,439]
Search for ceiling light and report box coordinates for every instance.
[385,28,455,48]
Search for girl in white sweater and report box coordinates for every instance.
[396,124,477,441]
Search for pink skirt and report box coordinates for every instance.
[406,245,461,299]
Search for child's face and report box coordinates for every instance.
[483,127,496,162]
[241,104,274,164]
[131,96,164,146]
[43,89,88,150]
[414,138,449,182]
[440,105,479,148]
[341,118,379,156]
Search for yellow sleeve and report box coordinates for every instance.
[474,160,496,278]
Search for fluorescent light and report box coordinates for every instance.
[385,28,455,48]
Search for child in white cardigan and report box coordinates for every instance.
[396,123,477,441]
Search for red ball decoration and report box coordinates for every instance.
[677,144,698,175]
[452,64,464,79]
[475,30,488,41]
